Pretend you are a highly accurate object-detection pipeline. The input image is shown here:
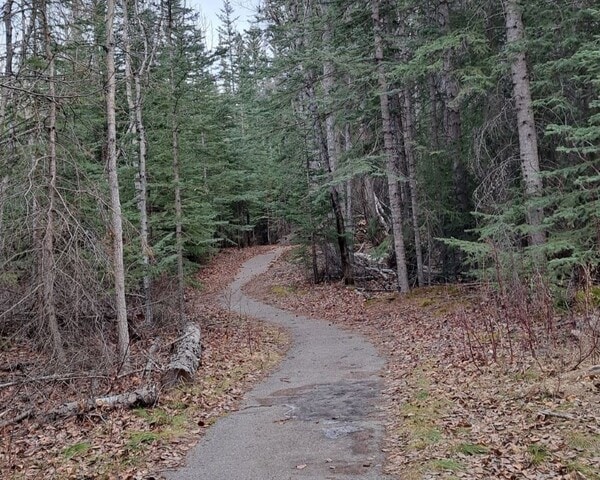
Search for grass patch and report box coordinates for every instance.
[127,431,164,450]
[415,389,429,401]
[528,443,549,465]
[400,378,449,451]
[62,442,91,459]
[566,460,600,480]
[133,408,188,428]
[271,285,296,297]
[456,443,489,455]
[430,458,465,472]
[566,432,600,453]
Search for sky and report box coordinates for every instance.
[188,0,260,48]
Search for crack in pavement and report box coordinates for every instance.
[164,248,391,480]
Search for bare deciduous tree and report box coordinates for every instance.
[106,0,130,364]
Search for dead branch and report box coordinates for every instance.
[45,385,158,421]
[0,372,110,389]
[0,409,33,429]
[537,410,577,421]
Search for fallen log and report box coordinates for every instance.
[162,323,201,388]
[45,385,158,421]
[1,386,158,427]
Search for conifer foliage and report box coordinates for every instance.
[0,0,597,364]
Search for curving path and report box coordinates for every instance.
[164,248,391,480]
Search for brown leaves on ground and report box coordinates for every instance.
[0,246,288,480]
[244,248,600,480]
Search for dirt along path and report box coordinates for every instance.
[164,248,391,480]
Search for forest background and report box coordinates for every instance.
[0,0,598,425]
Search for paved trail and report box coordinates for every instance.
[165,248,391,480]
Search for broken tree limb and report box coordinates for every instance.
[537,409,577,421]
[45,385,158,421]
[162,323,201,388]
[0,409,33,429]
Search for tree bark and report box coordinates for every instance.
[46,386,158,421]
[438,0,469,214]
[344,123,355,260]
[41,0,65,363]
[401,88,425,287]
[305,80,353,285]
[167,1,186,322]
[106,0,130,365]
[372,0,410,293]
[162,323,201,388]
[319,5,354,285]
[504,0,545,247]
[0,0,14,255]
[123,0,153,324]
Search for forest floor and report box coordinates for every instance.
[2,246,599,479]
[244,248,600,480]
[0,246,289,480]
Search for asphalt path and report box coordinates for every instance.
[164,248,391,480]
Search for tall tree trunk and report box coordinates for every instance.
[438,0,469,214]
[0,0,14,254]
[372,0,410,292]
[305,80,353,285]
[401,88,425,287]
[167,1,186,322]
[123,0,153,324]
[344,123,354,253]
[320,5,354,285]
[504,0,545,247]
[41,0,65,363]
[428,75,440,150]
[106,0,130,364]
